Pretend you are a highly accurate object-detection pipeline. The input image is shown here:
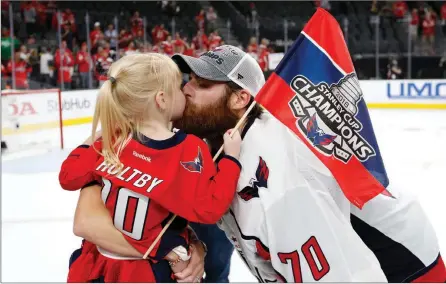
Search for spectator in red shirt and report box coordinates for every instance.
[1,62,8,89]
[247,36,258,61]
[7,52,32,89]
[21,1,37,37]
[208,30,222,51]
[130,10,143,30]
[1,1,9,13]
[90,22,104,51]
[161,35,174,56]
[392,1,408,19]
[173,32,186,54]
[33,1,47,30]
[422,10,435,54]
[183,42,197,57]
[130,11,144,37]
[258,38,269,53]
[422,10,435,55]
[54,40,74,89]
[60,8,76,33]
[441,2,446,35]
[118,28,133,49]
[134,29,144,49]
[152,24,169,45]
[95,47,112,86]
[1,63,6,76]
[1,1,9,27]
[131,20,143,38]
[92,46,102,63]
[192,29,209,51]
[51,7,63,28]
[151,24,160,44]
[195,9,205,31]
[257,38,270,72]
[51,7,69,30]
[151,41,162,54]
[247,36,258,53]
[76,42,91,89]
[410,8,419,42]
[45,0,57,31]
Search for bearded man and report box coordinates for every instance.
[70,45,444,282]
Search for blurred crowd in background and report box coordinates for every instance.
[1,0,445,91]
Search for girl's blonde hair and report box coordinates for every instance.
[92,53,182,171]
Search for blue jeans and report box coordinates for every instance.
[190,223,234,283]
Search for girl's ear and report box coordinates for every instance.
[155,91,167,111]
[228,89,251,111]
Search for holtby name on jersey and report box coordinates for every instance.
[288,74,376,163]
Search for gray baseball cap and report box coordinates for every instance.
[172,45,265,97]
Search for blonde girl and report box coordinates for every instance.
[59,53,242,282]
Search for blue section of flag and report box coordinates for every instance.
[275,34,343,86]
[355,101,389,187]
[272,32,389,188]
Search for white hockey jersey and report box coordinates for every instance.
[219,112,387,282]
[350,184,443,282]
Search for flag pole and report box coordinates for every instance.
[142,100,258,259]
[212,100,257,159]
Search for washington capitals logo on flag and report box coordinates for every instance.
[254,8,392,207]
[289,73,376,163]
[306,114,337,147]
[181,147,203,173]
[238,157,269,201]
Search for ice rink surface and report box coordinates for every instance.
[2,109,445,282]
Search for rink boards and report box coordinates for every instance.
[1,79,445,139]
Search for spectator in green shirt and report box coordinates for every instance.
[1,27,20,66]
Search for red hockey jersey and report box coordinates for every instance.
[60,131,241,282]
[60,131,241,224]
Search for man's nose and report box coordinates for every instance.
[182,81,194,97]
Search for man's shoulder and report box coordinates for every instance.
[244,112,296,147]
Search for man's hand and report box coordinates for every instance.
[174,241,206,283]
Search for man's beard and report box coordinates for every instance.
[173,94,239,153]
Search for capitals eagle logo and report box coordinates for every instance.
[238,157,269,201]
[306,113,337,146]
[181,147,204,173]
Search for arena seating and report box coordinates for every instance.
[1,0,445,91]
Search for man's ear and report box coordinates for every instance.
[229,89,251,111]
[155,91,167,111]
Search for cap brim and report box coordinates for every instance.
[172,54,231,82]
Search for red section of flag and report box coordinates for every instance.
[302,8,355,74]
[256,73,385,208]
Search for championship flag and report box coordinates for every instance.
[255,8,391,208]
